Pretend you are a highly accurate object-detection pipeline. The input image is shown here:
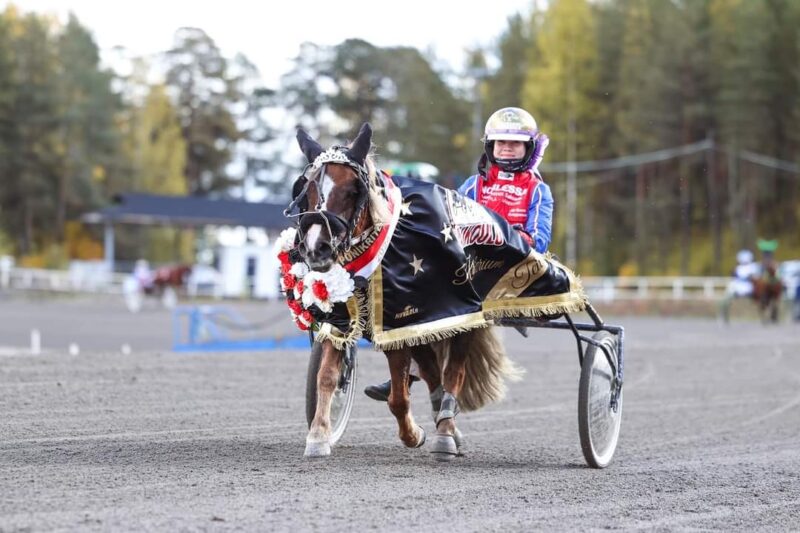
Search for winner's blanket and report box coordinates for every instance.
[313,175,587,351]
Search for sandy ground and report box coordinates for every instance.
[1,295,799,531]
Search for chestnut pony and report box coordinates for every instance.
[288,124,522,461]
[752,263,784,323]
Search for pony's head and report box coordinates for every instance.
[287,123,388,271]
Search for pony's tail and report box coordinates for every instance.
[433,327,525,412]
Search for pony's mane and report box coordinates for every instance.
[363,153,390,228]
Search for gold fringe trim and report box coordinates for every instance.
[314,289,370,350]
[483,258,589,319]
[372,312,488,351]
[482,298,587,321]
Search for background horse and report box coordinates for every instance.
[124,263,191,313]
[150,264,192,295]
[290,124,522,460]
[751,264,783,323]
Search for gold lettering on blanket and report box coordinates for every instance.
[485,251,549,299]
[394,304,420,319]
[453,256,505,286]
[339,227,379,263]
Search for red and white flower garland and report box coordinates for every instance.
[276,227,355,331]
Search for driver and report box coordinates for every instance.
[457,106,553,253]
[133,259,154,290]
[364,106,553,402]
[731,249,758,298]
[719,249,758,324]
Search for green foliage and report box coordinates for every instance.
[129,84,187,194]
[164,27,243,195]
[484,14,534,114]
[0,8,126,255]
[0,226,13,255]
[523,0,600,162]
[145,228,194,264]
[1,2,799,277]
[0,7,61,254]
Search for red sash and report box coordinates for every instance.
[342,172,400,279]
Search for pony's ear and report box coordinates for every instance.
[296,127,323,163]
[346,122,372,166]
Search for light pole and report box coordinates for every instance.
[566,118,577,268]
[468,65,489,145]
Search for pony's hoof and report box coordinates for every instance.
[453,428,465,456]
[414,425,426,448]
[430,433,458,462]
[304,440,331,457]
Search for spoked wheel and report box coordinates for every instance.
[305,341,358,446]
[578,330,623,468]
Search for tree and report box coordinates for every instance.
[227,53,278,200]
[54,14,125,238]
[379,45,472,178]
[0,8,60,254]
[164,27,242,196]
[522,0,601,267]
[278,39,472,179]
[131,84,187,194]
[485,13,535,114]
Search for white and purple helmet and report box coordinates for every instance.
[482,107,541,172]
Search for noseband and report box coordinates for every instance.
[284,147,372,259]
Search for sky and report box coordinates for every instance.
[9,0,535,87]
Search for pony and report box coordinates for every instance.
[287,123,525,460]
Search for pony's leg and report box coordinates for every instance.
[385,349,426,448]
[304,340,342,457]
[417,342,465,456]
[410,345,442,418]
[431,335,469,461]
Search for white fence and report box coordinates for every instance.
[0,261,735,302]
[0,265,128,294]
[581,276,732,302]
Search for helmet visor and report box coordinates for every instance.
[486,131,533,141]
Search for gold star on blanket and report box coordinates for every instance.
[409,255,424,276]
[400,200,413,216]
[440,224,453,243]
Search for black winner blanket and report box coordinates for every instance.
[314,175,587,351]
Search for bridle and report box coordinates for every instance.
[284,146,372,259]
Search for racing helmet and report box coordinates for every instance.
[736,249,754,265]
[482,107,539,172]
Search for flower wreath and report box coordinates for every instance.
[276,227,355,331]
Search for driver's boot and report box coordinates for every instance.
[364,375,419,402]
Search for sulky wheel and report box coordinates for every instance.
[578,330,623,468]
[305,341,358,446]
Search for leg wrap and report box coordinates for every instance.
[435,391,460,427]
[430,384,443,421]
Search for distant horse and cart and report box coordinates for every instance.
[123,260,192,313]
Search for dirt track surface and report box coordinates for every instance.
[1,298,799,531]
